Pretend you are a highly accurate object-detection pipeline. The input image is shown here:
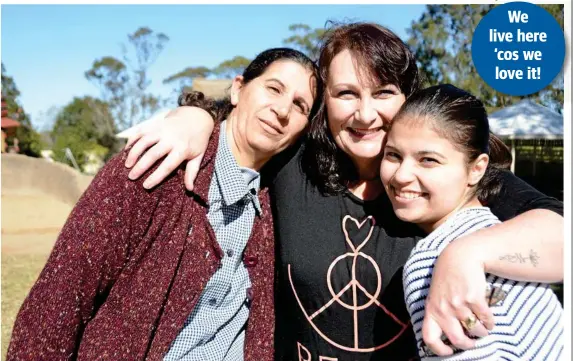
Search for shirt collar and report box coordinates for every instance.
[214,121,261,213]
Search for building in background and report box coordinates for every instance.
[489,100,564,200]
[1,99,21,153]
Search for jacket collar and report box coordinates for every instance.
[191,122,221,205]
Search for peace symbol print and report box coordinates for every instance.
[288,215,409,352]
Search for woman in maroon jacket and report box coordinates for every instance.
[8,48,319,361]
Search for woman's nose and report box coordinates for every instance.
[393,161,416,185]
[355,98,377,124]
[272,97,291,120]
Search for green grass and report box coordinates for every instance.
[1,253,48,361]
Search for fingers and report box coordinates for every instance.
[184,156,203,192]
[125,134,161,169]
[441,315,476,351]
[128,142,170,181]
[141,150,185,189]
[466,319,489,338]
[470,299,495,331]
[125,109,171,152]
[422,317,454,356]
[460,311,489,338]
[124,129,142,150]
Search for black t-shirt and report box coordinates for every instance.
[268,142,563,361]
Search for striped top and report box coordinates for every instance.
[403,207,563,360]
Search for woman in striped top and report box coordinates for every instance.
[380,84,563,360]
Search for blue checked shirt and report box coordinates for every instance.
[164,121,261,361]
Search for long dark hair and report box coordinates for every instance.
[391,84,512,204]
[178,47,320,121]
[302,22,421,195]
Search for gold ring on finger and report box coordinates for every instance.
[462,314,478,331]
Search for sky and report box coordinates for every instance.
[1,4,426,130]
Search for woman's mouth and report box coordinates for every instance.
[259,118,283,135]
[348,127,383,139]
[390,186,428,202]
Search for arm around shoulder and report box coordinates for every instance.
[455,170,563,282]
[126,105,216,191]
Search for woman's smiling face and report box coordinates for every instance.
[380,119,478,232]
[326,49,406,173]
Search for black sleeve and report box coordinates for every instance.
[488,169,563,222]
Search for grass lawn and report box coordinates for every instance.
[1,252,49,360]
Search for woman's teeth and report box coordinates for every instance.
[396,190,423,199]
[349,127,382,136]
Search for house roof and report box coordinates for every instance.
[1,116,21,129]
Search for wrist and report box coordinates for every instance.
[448,235,488,272]
[169,106,216,126]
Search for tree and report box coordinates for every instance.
[1,63,44,156]
[163,21,328,94]
[283,24,326,61]
[86,27,169,129]
[163,66,211,94]
[407,5,564,113]
[51,96,118,169]
[84,56,129,123]
[212,56,251,78]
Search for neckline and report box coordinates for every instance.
[343,188,388,205]
[429,206,491,235]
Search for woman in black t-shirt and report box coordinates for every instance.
[122,23,563,361]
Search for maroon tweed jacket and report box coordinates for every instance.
[8,124,276,361]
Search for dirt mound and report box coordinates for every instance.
[2,154,93,204]
[1,154,94,247]
[191,78,232,99]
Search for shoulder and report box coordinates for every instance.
[425,208,499,245]
[452,208,501,232]
[84,151,188,209]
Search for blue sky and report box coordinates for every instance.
[1,4,426,130]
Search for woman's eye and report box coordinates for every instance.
[337,90,356,98]
[384,151,401,160]
[374,89,396,98]
[268,86,280,94]
[421,157,439,165]
[294,101,307,114]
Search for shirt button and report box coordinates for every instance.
[227,249,234,257]
[209,298,217,306]
[250,189,257,195]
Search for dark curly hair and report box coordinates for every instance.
[178,47,320,123]
[178,90,221,120]
[301,22,421,195]
[391,84,512,204]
